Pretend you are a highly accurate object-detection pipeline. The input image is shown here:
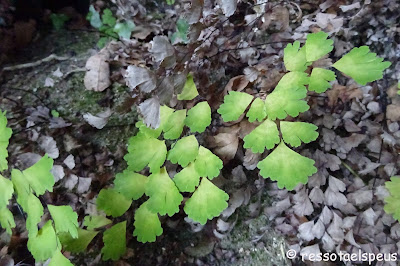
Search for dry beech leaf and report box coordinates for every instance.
[38,136,59,159]
[243,149,261,170]
[138,98,160,129]
[125,65,157,93]
[84,49,111,92]
[210,126,240,161]
[224,75,249,94]
[149,36,175,67]
[83,108,112,130]
[218,0,237,17]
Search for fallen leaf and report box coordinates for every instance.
[138,98,160,129]
[83,108,112,129]
[39,136,59,159]
[125,65,157,93]
[84,49,111,91]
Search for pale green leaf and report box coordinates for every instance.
[177,74,199,100]
[21,155,55,196]
[265,88,309,120]
[332,46,391,85]
[133,201,163,243]
[194,146,223,179]
[48,205,79,238]
[257,142,317,190]
[11,169,30,210]
[243,119,280,153]
[145,167,183,216]
[163,109,187,140]
[0,207,15,235]
[135,121,162,138]
[284,41,308,72]
[184,178,229,225]
[309,68,336,93]
[26,193,44,237]
[0,175,13,210]
[280,121,319,148]
[96,188,132,217]
[185,101,212,133]
[27,221,59,262]
[275,72,309,92]
[87,5,102,29]
[101,221,127,261]
[49,250,73,266]
[168,135,199,167]
[0,111,12,172]
[217,91,253,122]
[124,134,167,173]
[114,20,135,39]
[246,98,267,123]
[173,163,200,192]
[384,176,400,221]
[83,215,112,230]
[114,169,147,200]
[59,228,98,253]
[305,31,333,62]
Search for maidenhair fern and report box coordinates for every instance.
[217,31,391,190]
[0,111,79,265]
[89,80,228,261]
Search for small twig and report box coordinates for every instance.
[63,67,86,79]
[341,160,361,179]
[2,54,69,71]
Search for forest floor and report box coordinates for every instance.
[1,0,400,265]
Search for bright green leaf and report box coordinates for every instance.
[145,167,183,216]
[0,175,13,209]
[173,163,200,192]
[280,121,319,148]
[217,91,253,122]
[163,109,186,140]
[114,169,147,200]
[59,228,98,253]
[96,188,132,218]
[284,41,308,71]
[168,135,199,167]
[184,178,229,225]
[20,155,55,196]
[102,9,116,27]
[257,142,317,190]
[185,101,212,133]
[309,68,336,93]
[246,98,267,122]
[133,201,163,243]
[0,207,15,235]
[305,31,333,62]
[27,221,59,262]
[83,215,112,230]
[177,74,199,100]
[48,205,79,238]
[49,250,73,266]
[124,134,167,173]
[243,119,280,153]
[194,146,223,179]
[332,46,391,85]
[101,221,127,261]
[25,193,44,237]
[114,20,135,39]
[0,111,12,172]
[265,88,309,120]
